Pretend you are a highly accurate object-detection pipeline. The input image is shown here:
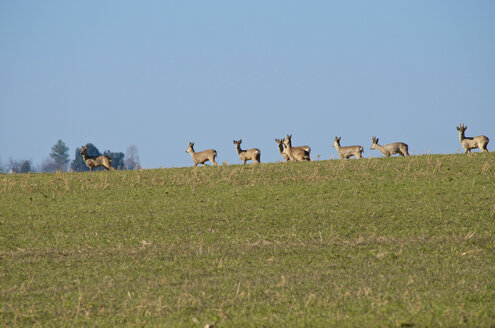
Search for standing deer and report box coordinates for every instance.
[233,139,261,164]
[284,134,311,155]
[370,136,409,157]
[185,142,218,167]
[80,145,114,172]
[332,137,363,159]
[282,138,310,162]
[456,124,489,153]
[275,138,290,162]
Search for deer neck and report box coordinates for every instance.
[187,147,196,157]
[374,143,385,152]
[235,145,244,155]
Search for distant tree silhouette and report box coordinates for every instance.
[50,139,70,171]
[40,158,58,172]
[8,159,34,173]
[124,145,140,169]
[103,150,124,170]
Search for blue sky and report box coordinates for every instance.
[1,1,494,169]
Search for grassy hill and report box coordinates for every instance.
[1,153,494,327]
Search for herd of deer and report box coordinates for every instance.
[80,124,490,171]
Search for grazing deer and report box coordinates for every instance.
[332,137,363,159]
[282,138,311,162]
[284,134,311,155]
[456,124,489,153]
[370,136,409,157]
[233,139,261,164]
[80,145,113,172]
[275,138,290,162]
[185,142,218,167]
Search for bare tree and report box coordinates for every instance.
[124,145,140,170]
[40,158,58,172]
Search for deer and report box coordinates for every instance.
[284,134,311,155]
[370,136,409,157]
[456,124,489,153]
[80,145,114,172]
[185,142,218,167]
[282,138,311,162]
[275,138,290,162]
[332,137,363,159]
[233,139,261,164]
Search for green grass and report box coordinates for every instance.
[1,154,494,327]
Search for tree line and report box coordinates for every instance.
[0,140,140,173]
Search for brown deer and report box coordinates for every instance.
[284,134,311,155]
[233,139,261,164]
[185,142,218,167]
[456,124,489,153]
[282,138,310,162]
[275,138,290,162]
[80,145,113,172]
[332,137,363,159]
[370,136,409,157]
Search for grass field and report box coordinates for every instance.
[1,153,494,327]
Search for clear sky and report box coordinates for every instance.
[1,1,494,169]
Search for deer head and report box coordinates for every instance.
[370,136,379,149]
[186,142,194,153]
[457,124,467,133]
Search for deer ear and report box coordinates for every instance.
[239,139,242,143]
